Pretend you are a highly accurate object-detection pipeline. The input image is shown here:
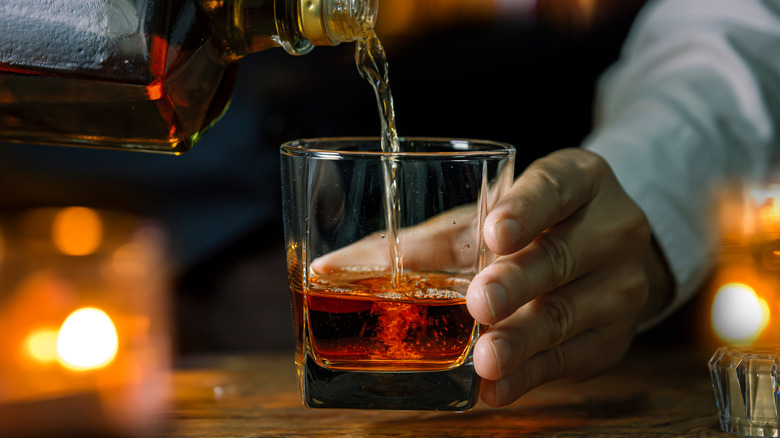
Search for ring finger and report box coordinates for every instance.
[467,213,610,326]
[472,267,641,382]
[479,325,634,407]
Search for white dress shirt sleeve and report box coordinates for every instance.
[582,0,780,328]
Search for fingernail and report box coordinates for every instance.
[489,338,511,375]
[494,219,521,253]
[483,282,508,320]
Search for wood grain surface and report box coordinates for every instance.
[143,346,730,437]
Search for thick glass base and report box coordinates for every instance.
[298,354,480,411]
[721,417,779,438]
[709,345,780,437]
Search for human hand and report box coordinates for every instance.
[468,147,672,407]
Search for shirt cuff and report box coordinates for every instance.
[583,107,718,331]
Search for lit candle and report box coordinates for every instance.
[0,207,171,437]
[709,182,780,346]
[709,183,780,435]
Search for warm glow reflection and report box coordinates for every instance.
[746,184,780,237]
[711,283,770,344]
[57,307,118,370]
[52,207,103,256]
[26,329,60,363]
[112,243,147,276]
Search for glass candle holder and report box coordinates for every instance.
[281,137,515,410]
[0,206,171,436]
[709,345,780,437]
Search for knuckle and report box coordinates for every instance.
[504,325,533,365]
[617,203,651,244]
[579,148,610,175]
[550,345,567,377]
[506,191,534,224]
[535,233,575,286]
[607,266,650,319]
[529,165,570,210]
[552,148,604,196]
[521,345,567,391]
[565,147,609,180]
[620,269,650,312]
[627,268,650,297]
[505,261,531,298]
[635,214,652,244]
[537,293,575,346]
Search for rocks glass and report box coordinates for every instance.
[281,137,515,410]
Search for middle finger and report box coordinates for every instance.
[467,218,600,325]
[472,266,645,382]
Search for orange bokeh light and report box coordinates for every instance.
[25,329,60,363]
[52,207,103,256]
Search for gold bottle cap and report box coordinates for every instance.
[300,0,377,46]
[300,0,332,46]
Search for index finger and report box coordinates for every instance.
[311,204,480,273]
[484,148,603,255]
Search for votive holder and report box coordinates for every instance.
[709,345,780,437]
[0,206,171,437]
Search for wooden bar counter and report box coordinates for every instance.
[143,345,731,437]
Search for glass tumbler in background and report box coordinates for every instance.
[281,137,515,410]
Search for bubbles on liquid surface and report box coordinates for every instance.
[311,269,469,301]
[375,288,461,301]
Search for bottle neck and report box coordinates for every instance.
[299,0,378,47]
[206,0,377,60]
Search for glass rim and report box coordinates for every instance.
[280,136,516,159]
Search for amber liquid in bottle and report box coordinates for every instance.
[0,0,253,154]
[2,0,376,153]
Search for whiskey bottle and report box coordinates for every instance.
[0,0,377,154]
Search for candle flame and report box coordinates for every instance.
[57,307,118,371]
[711,283,770,344]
